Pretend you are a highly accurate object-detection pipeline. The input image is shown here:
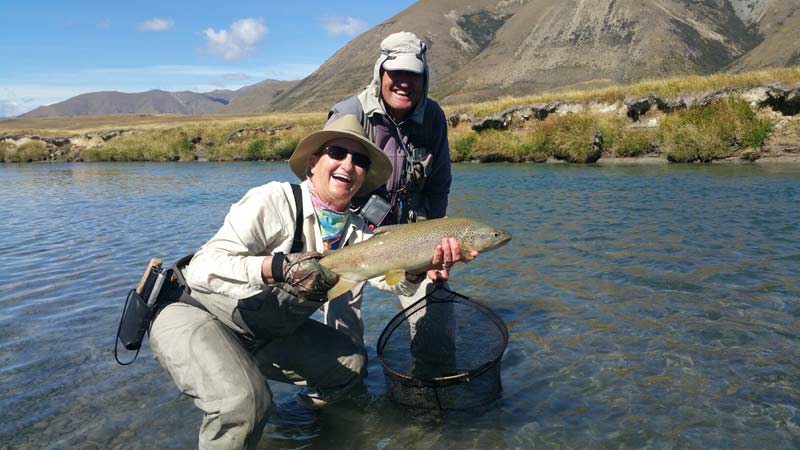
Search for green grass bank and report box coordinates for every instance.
[2,68,799,164]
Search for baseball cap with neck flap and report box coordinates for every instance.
[380,31,427,74]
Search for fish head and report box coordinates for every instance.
[461,220,512,253]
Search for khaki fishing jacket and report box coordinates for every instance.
[183,181,420,337]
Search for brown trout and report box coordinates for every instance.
[320,217,512,298]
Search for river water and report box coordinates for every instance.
[1,162,798,449]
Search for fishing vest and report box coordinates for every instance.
[172,185,320,340]
[330,96,437,224]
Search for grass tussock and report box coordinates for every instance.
[209,127,308,161]
[449,94,777,163]
[2,140,49,163]
[611,128,659,157]
[659,96,773,162]
[4,115,322,163]
[451,113,620,163]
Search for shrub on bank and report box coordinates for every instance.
[451,113,625,163]
[659,96,772,162]
[471,130,525,162]
[519,127,555,162]
[549,113,602,163]
[82,131,184,162]
[612,128,659,157]
[205,127,308,161]
[449,130,477,162]
[267,129,304,160]
[2,140,49,162]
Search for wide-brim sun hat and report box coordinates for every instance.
[380,31,427,74]
[289,114,392,195]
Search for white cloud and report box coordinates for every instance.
[97,18,112,30]
[203,18,267,61]
[137,17,174,32]
[321,16,368,37]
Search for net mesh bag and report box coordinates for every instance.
[377,286,509,410]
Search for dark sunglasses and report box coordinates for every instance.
[324,146,371,170]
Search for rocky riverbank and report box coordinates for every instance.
[444,84,799,164]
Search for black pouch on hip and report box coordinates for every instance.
[115,262,169,365]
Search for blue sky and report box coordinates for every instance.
[0,1,416,117]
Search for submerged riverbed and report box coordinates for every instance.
[1,162,798,449]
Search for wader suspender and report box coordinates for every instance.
[289,184,304,252]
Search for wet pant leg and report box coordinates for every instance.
[320,290,364,346]
[398,278,456,360]
[149,303,273,450]
[322,279,455,360]
[252,318,367,405]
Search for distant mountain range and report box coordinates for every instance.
[20,79,299,118]
[20,0,800,118]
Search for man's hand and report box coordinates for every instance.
[426,237,479,282]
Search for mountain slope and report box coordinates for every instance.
[19,0,799,117]
[727,1,800,71]
[434,0,763,103]
[267,0,516,112]
[219,79,300,114]
[20,90,232,118]
[272,0,796,110]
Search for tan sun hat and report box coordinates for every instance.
[289,115,392,195]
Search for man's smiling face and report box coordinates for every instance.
[380,69,423,122]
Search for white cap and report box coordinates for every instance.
[380,31,427,74]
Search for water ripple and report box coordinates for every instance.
[1,162,798,449]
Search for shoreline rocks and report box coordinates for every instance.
[455,84,800,132]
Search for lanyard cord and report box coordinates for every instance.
[385,115,413,195]
[386,119,414,222]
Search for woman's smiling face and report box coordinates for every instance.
[308,137,369,210]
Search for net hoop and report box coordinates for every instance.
[376,286,509,388]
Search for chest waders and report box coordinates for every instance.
[330,98,435,225]
[115,184,309,364]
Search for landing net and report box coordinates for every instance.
[377,286,509,410]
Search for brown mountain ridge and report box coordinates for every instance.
[20,0,800,118]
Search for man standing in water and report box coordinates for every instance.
[322,31,454,358]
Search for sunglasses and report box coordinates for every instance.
[324,146,371,170]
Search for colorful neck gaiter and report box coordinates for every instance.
[307,181,348,244]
